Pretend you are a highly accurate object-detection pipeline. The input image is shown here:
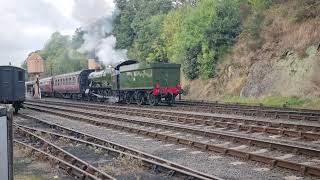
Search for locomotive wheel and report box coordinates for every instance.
[148,94,158,106]
[136,93,145,106]
[125,93,132,104]
[165,93,175,106]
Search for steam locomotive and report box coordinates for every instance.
[39,60,182,105]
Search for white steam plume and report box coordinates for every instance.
[72,0,127,66]
[97,36,128,65]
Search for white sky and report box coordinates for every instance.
[0,0,114,67]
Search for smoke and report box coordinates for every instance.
[97,36,128,65]
[72,0,114,24]
[72,0,127,66]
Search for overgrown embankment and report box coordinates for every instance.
[182,0,320,107]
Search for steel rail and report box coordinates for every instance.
[15,123,213,180]
[17,114,222,180]
[175,100,320,121]
[14,140,104,180]
[25,101,320,141]
[177,100,320,114]
[14,126,115,180]
[24,104,320,177]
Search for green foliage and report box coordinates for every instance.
[129,15,168,63]
[248,0,273,12]
[183,44,201,79]
[113,0,173,50]
[71,28,85,50]
[113,0,255,80]
[40,32,87,77]
[164,0,243,79]
[245,0,274,50]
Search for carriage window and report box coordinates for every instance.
[18,70,23,81]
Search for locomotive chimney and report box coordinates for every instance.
[87,50,102,71]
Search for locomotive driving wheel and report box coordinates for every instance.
[165,93,175,106]
[125,93,132,104]
[148,93,159,106]
[136,92,145,106]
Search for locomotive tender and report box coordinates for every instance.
[0,66,25,113]
[40,60,182,105]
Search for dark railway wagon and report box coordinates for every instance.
[0,66,25,113]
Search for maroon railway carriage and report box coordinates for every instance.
[52,70,94,99]
[39,77,53,97]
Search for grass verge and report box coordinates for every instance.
[220,96,320,110]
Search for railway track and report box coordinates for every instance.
[176,100,320,121]
[26,100,320,142]
[23,101,320,177]
[15,113,220,180]
[14,125,115,180]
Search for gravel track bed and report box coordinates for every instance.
[19,109,317,180]
[29,103,320,150]
[15,117,170,180]
[31,98,320,127]
[48,109,320,165]
[117,106,320,127]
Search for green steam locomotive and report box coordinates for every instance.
[87,60,182,105]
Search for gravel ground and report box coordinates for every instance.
[23,104,320,169]
[14,144,72,180]
[18,108,318,180]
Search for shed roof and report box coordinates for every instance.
[27,52,44,61]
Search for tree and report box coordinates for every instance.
[40,32,87,77]
[113,0,173,51]
[71,28,85,50]
[113,0,244,80]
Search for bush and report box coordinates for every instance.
[294,0,320,22]
[183,44,201,80]
[248,0,273,13]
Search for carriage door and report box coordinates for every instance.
[0,68,12,101]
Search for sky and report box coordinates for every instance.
[0,0,114,67]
